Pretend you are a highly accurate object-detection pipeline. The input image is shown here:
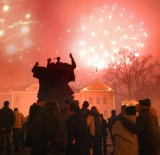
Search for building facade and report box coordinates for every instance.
[74,80,115,119]
[0,80,115,118]
[0,84,38,117]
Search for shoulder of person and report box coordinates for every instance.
[9,108,14,113]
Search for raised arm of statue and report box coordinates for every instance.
[31,62,41,79]
[69,53,76,69]
[35,62,39,66]
[32,62,39,72]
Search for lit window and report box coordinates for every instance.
[103,97,107,104]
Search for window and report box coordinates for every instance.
[96,97,100,104]
[103,97,107,104]
[89,97,93,104]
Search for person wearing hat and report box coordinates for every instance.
[136,99,160,155]
[112,106,138,155]
[145,98,159,121]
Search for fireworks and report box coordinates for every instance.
[0,1,150,88]
[73,4,148,69]
[0,1,37,60]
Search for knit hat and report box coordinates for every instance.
[125,106,136,115]
[138,99,151,107]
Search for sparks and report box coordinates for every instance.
[73,4,148,69]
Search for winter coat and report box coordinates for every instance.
[150,106,159,121]
[136,108,160,155]
[13,111,24,128]
[87,113,102,137]
[31,114,67,155]
[67,114,90,155]
[112,115,138,155]
[0,106,15,130]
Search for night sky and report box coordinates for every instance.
[0,0,160,90]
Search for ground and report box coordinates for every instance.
[1,136,113,155]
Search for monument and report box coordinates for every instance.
[32,53,76,109]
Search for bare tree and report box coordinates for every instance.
[104,49,160,100]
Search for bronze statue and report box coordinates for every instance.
[32,53,76,109]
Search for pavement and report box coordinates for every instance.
[1,137,113,155]
[1,145,114,155]
[1,147,30,155]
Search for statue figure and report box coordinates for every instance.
[32,53,76,109]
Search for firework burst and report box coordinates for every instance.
[0,1,38,61]
[73,4,148,69]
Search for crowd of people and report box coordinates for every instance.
[0,98,160,155]
[108,98,160,155]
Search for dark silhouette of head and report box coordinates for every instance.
[139,99,151,107]
[125,106,136,115]
[121,104,127,111]
[145,98,151,106]
[120,104,127,115]
[91,106,99,115]
[82,101,89,109]
[111,110,116,115]
[4,101,9,107]
[14,108,18,111]
[100,114,104,118]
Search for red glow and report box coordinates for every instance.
[0,0,159,89]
